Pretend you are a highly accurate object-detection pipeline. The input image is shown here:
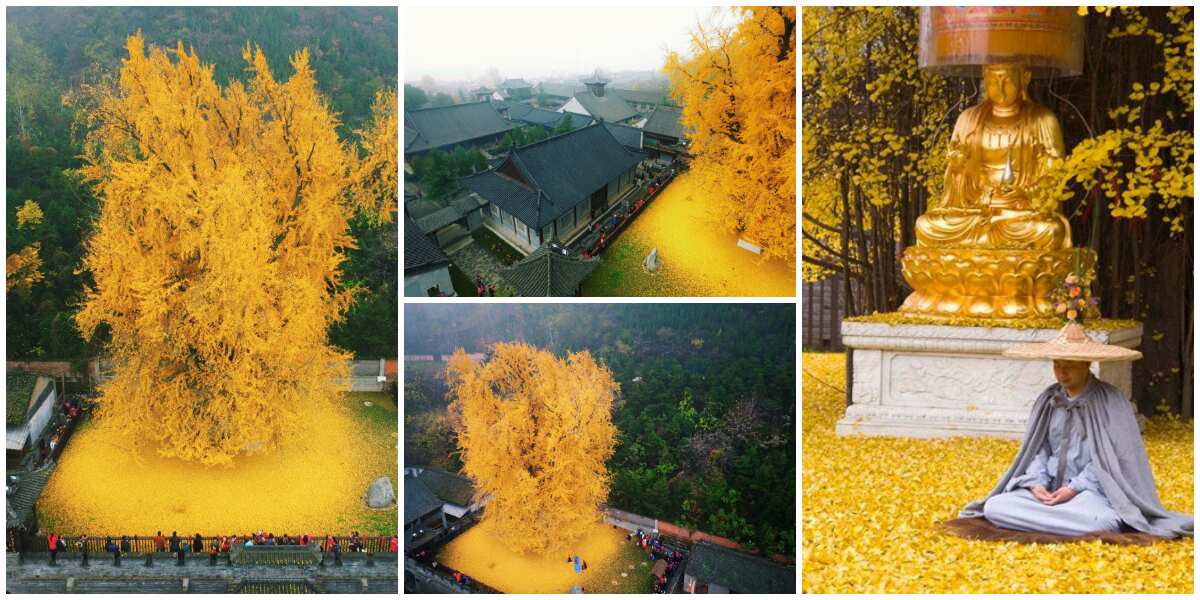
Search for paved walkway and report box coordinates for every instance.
[448,240,516,296]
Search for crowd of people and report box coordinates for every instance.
[473,276,497,297]
[36,530,398,558]
[578,166,678,259]
[31,395,87,469]
[628,528,683,594]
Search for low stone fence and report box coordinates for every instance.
[8,533,394,554]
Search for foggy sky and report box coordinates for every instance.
[402,6,738,83]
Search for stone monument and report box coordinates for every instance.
[837,7,1142,438]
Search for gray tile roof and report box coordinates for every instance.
[461,123,643,228]
[642,105,686,141]
[685,542,796,594]
[415,468,476,507]
[404,214,450,273]
[537,82,584,98]
[506,103,535,121]
[613,88,675,107]
[404,475,444,524]
[569,91,639,123]
[512,107,592,131]
[404,101,516,154]
[603,122,644,150]
[500,247,598,296]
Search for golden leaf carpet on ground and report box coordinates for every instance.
[39,392,397,536]
[802,352,1194,593]
[439,519,652,593]
[581,171,795,297]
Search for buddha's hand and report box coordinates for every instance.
[1046,486,1080,506]
[1030,485,1054,504]
[984,185,1031,210]
[946,140,966,168]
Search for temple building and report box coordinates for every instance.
[6,372,57,469]
[469,86,500,103]
[498,78,533,101]
[641,105,688,160]
[602,122,645,152]
[534,82,583,109]
[461,123,645,254]
[506,104,593,132]
[557,76,640,124]
[403,101,516,159]
[612,87,676,113]
[403,214,454,297]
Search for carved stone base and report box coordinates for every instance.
[835,321,1142,439]
[899,247,1097,319]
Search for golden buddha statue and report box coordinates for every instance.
[915,63,1071,250]
[900,63,1095,319]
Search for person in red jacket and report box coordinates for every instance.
[389,535,398,553]
[47,532,59,562]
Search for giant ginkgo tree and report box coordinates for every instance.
[446,343,617,554]
[71,34,396,465]
[665,6,796,263]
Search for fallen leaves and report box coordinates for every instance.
[39,393,396,536]
[581,172,796,297]
[438,520,650,593]
[803,352,1193,593]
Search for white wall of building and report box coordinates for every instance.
[558,97,591,119]
[404,267,455,297]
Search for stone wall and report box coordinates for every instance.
[6,552,398,594]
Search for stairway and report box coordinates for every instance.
[9,464,54,523]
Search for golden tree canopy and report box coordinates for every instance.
[665,6,796,263]
[446,343,618,555]
[71,33,395,466]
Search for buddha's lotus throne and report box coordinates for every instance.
[901,63,1095,319]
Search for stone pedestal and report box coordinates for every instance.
[835,321,1142,439]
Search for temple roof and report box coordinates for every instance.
[570,90,638,123]
[404,214,450,273]
[685,542,796,594]
[415,468,476,507]
[461,123,643,228]
[404,101,516,154]
[500,247,598,297]
[403,475,444,524]
[642,105,686,141]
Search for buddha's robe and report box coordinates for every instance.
[961,377,1193,538]
[915,99,1072,250]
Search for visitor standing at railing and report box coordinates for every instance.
[169,531,179,553]
[154,531,166,553]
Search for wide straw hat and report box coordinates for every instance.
[1002,321,1143,363]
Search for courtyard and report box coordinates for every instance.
[38,392,398,536]
[582,171,796,296]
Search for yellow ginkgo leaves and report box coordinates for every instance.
[664,7,796,264]
[69,33,395,465]
[803,352,1193,593]
[446,344,618,555]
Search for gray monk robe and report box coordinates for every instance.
[961,377,1193,538]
